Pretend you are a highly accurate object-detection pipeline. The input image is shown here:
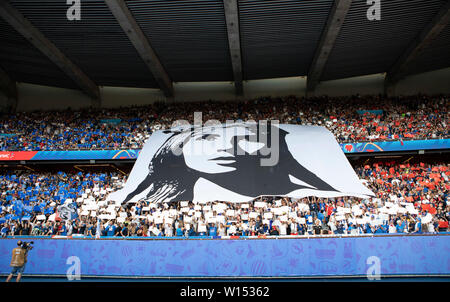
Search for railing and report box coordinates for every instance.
[2,232,449,240]
[0,139,448,161]
[1,233,449,277]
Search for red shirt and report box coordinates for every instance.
[326,205,334,216]
[438,220,448,229]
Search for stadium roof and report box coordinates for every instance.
[0,0,449,100]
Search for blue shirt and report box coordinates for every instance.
[87,226,95,236]
[298,224,305,234]
[187,228,195,237]
[176,227,184,236]
[106,225,116,236]
[317,212,325,223]
[375,225,386,234]
[319,203,326,211]
[396,222,405,233]
[60,225,67,236]
[415,222,422,233]
[135,206,142,216]
[1,226,9,235]
[209,226,217,236]
[336,225,344,234]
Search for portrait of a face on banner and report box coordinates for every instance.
[108,122,374,204]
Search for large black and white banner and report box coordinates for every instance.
[108,123,374,204]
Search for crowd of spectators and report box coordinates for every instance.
[0,171,125,236]
[0,161,448,238]
[0,94,448,151]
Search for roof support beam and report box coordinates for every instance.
[306,0,352,95]
[0,0,100,103]
[0,66,17,112]
[385,1,450,95]
[223,0,243,96]
[105,0,173,97]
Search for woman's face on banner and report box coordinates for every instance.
[182,124,266,174]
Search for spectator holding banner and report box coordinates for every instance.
[0,160,448,238]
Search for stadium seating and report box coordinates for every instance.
[0,95,448,238]
[0,95,448,151]
[1,161,448,237]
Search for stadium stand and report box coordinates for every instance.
[1,160,448,238]
[0,0,449,283]
[0,94,448,151]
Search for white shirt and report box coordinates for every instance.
[165,224,173,237]
[279,224,287,235]
[151,227,161,236]
[389,225,397,233]
[328,221,336,232]
[218,226,226,236]
[290,222,298,233]
[66,223,73,236]
[197,221,207,233]
[272,219,281,229]
[227,225,237,236]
